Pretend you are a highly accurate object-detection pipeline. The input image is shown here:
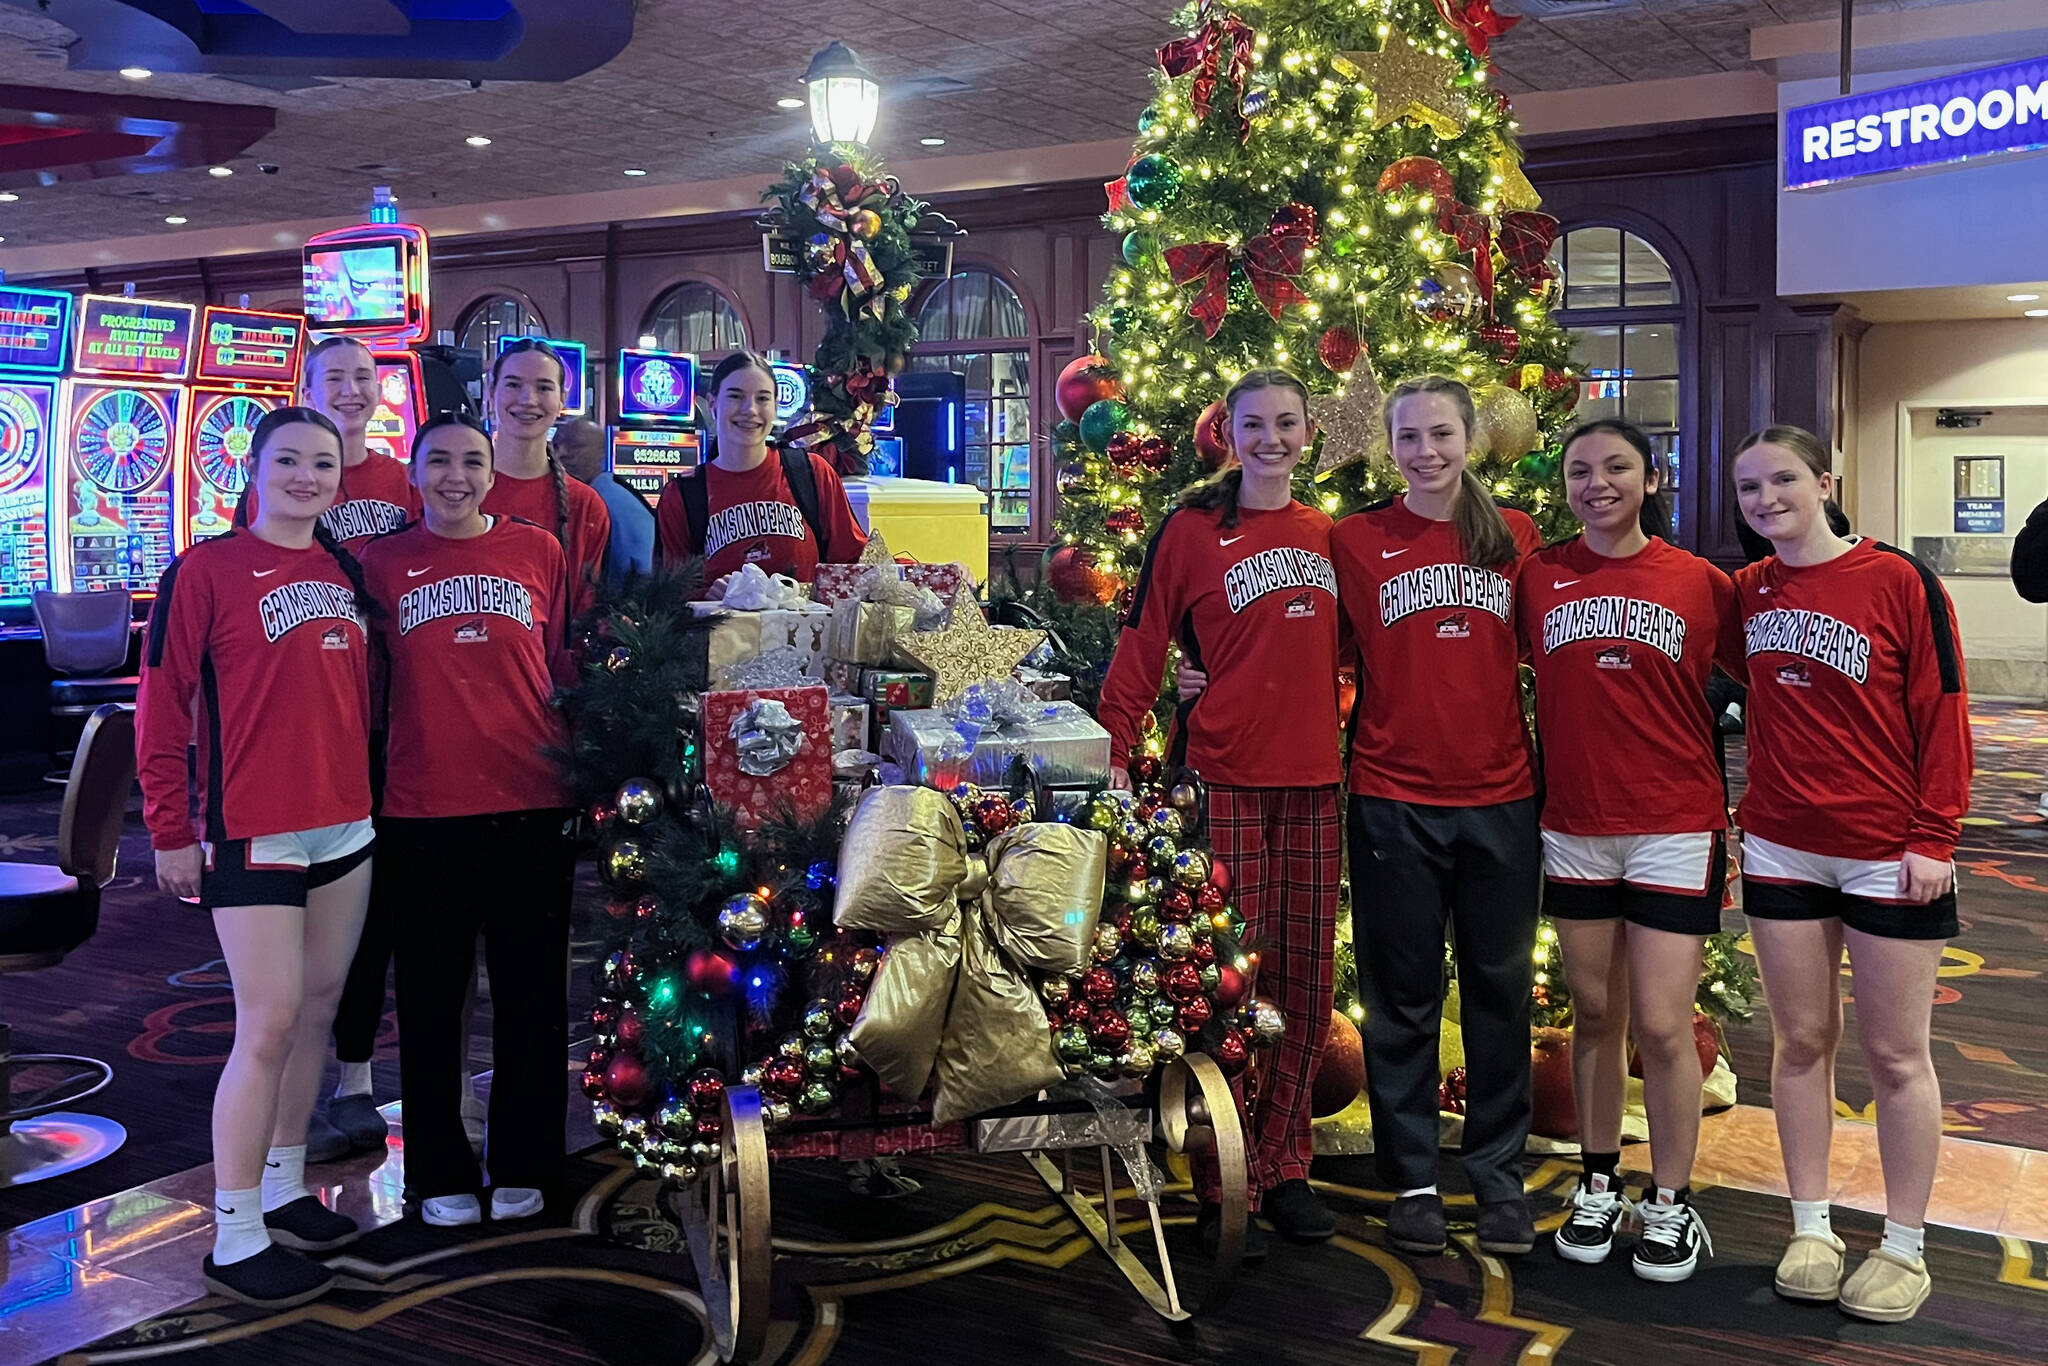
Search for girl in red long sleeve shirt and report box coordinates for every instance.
[1097,369,1341,1254]
[1517,420,1741,1282]
[138,407,372,1308]
[1730,426,1971,1323]
[653,350,867,594]
[1332,374,1543,1258]
[359,413,578,1229]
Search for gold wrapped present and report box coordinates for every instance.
[829,598,917,667]
[833,785,1108,1122]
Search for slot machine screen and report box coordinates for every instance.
[609,426,701,505]
[302,241,407,330]
[0,380,56,604]
[0,287,72,374]
[197,307,304,386]
[73,297,197,380]
[617,350,696,423]
[366,359,420,462]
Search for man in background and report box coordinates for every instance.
[553,418,654,591]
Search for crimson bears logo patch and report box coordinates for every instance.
[1436,611,1470,639]
[1222,546,1336,615]
[453,618,489,644]
[1776,660,1812,688]
[1596,645,1631,671]
[319,626,351,650]
[1283,590,1317,620]
[258,580,360,644]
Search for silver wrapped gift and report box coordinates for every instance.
[887,699,1111,790]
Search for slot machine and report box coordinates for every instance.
[55,294,197,597]
[302,200,431,459]
[607,347,699,508]
[0,286,72,614]
[181,305,306,546]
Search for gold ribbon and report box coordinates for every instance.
[833,786,1107,1122]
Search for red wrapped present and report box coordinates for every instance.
[901,561,972,606]
[811,563,889,607]
[700,685,833,829]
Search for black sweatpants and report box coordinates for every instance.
[384,808,575,1199]
[1348,795,1540,1204]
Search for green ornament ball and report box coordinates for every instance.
[1228,267,1259,313]
[797,1082,836,1115]
[1108,304,1141,335]
[1137,104,1161,134]
[1079,794,1124,833]
[1053,418,1082,452]
[1121,231,1153,268]
[1079,398,1132,455]
[1125,154,1182,209]
[1055,1024,1092,1063]
[1515,451,1550,481]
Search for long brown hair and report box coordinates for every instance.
[1559,418,1671,541]
[1174,368,1311,529]
[1384,373,1517,569]
[491,338,572,550]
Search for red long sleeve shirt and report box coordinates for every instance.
[235,450,420,554]
[1730,538,1972,863]
[1517,536,1741,836]
[1333,500,1543,804]
[359,517,575,819]
[138,532,371,851]
[652,450,868,585]
[481,469,611,620]
[1097,501,1341,789]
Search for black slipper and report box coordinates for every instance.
[202,1245,337,1308]
[263,1195,361,1252]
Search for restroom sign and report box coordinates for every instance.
[1786,55,2048,189]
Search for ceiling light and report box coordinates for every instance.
[465,135,492,147]
[623,167,647,176]
[2027,309,2048,318]
[164,215,186,225]
[0,192,17,203]
[119,66,152,80]
[2007,293,2040,302]
[919,136,947,147]
[207,165,232,177]
[775,97,805,110]
[0,236,8,243]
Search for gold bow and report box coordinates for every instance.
[833,786,1107,1122]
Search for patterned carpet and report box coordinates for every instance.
[54,1148,2048,1366]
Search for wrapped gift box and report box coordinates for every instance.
[902,561,972,604]
[700,685,832,828]
[688,600,832,689]
[829,598,918,668]
[811,562,888,607]
[887,700,1111,790]
[828,692,871,753]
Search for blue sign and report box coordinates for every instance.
[617,348,696,423]
[1956,499,2005,534]
[770,362,810,424]
[1787,56,2048,189]
[0,288,72,374]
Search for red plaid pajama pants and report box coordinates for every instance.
[1194,782,1341,1206]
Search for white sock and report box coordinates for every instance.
[1400,1185,1438,1198]
[1880,1218,1925,1264]
[1791,1199,1833,1239]
[335,1061,373,1098]
[261,1145,309,1213]
[213,1186,269,1265]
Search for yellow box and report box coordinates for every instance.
[844,477,989,584]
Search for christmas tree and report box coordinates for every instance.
[1042,0,1581,621]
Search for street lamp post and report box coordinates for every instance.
[801,41,880,149]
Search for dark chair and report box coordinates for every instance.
[33,590,139,785]
[0,703,134,1184]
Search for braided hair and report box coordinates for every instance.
[490,338,572,550]
[247,405,373,614]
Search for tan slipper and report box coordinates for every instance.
[1774,1230,1847,1302]
[1839,1246,1933,1323]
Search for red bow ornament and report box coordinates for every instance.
[1158,4,1258,140]
[1433,0,1521,61]
[1435,199,1497,312]
[1163,232,1309,338]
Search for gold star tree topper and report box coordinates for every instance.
[893,588,1046,703]
[1310,359,1390,476]
[1334,40,1469,140]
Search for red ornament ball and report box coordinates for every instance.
[1196,882,1226,913]
[1208,859,1232,895]
[1212,963,1245,1009]
[1530,1028,1578,1140]
[1317,326,1363,375]
[1162,888,1195,922]
[1106,431,1142,473]
[695,1113,724,1140]
[687,949,739,996]
[1213,1026,1250,1076]
[1043,545,1123,606]
[1057,355,1125,423]
[837,989,867,1026]
[1176,997,1213,1031]
[1137,435,1172,470]
[1081,966,1119,1004]
[616,1008,645,1048]
[764,1057,806,1098]
[1193,399,1232,470]
[687,1069,726,1111]
[604,1053,650,1110]
[581,1065,608,1100]
[1312,1009,1366,1117]
[1267,200,1319,247]
[1089,1008,1133,1051]
[1375,155,1455,202]
[1132,755,1163,785]
[1104,506,1146,538]
[634,894,660,922]
[1162,961,1204,1003]
[604,899,633,922]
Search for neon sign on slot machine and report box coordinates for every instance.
[0,286,71,612]
[607,347,699,507]
[57,295,196,597]
[182,306,305,545]
[302,205,431,461]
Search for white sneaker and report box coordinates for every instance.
[421,1194,482,1227]
[490,1187,543,1221]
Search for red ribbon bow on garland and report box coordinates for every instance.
[1163,232,1309,338]
[1157,3,1258,141]
[785,360,889,457]
[1435,199,1497,313]
[1497,210,1561,288]
[1433,0,1520,61]
[798,166,887,320]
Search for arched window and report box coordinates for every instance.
[1550,226,1686,493]
[640,282,748,355]
[455,293,546,355]
[912,268,1034,534]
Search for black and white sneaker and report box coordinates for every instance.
[1632,1188,1712,1283]
[1553,1173,1624,1264]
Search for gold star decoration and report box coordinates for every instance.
[1310,359,1390,477]
[1490,144,1543,212]
[1334,41,1469,140]
[893,587,1046,704]
[856,530,894,567]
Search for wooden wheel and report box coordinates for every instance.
[674,1085,772,1363]
[1158,1051,1247,1312]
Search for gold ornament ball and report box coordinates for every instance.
[1171,847,1212,889]
[1167,781,1201,816]
[851,208,883,239]
[615,778,662,825]
[1473,384,1541,457]
[1433,261,1481,318]
[604,838,647,886]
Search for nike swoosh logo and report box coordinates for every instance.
[1553,578,1579,589]
[1219,535,1246,547]
[407,567,433,577]
[1380,548,1409,559]
[1758,585,1772,595]
[252,568,278,578]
